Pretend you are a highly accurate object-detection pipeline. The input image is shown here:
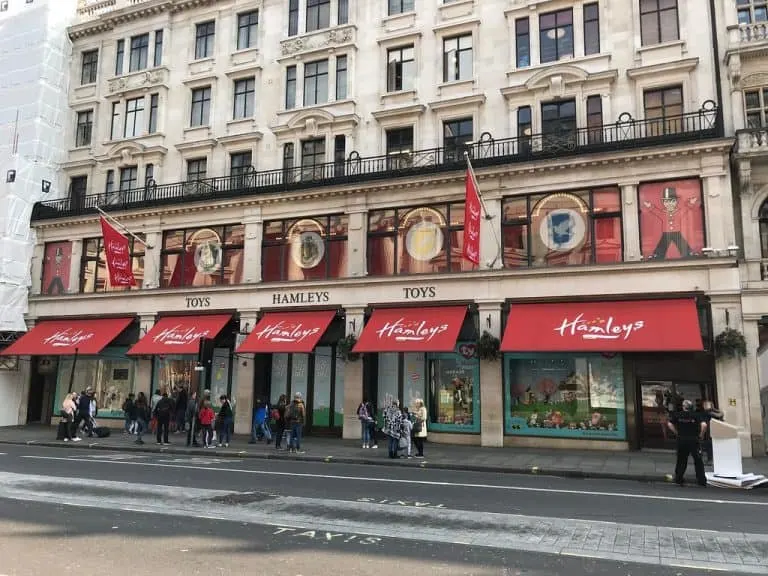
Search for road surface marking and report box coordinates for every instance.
[19,455,768,508]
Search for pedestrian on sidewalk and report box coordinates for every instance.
[382,399,403,459]
[250,398,270,444]
[365,401,378,449]
[400,406,413,458]
[286,392,306,453]
[76,388,95,437]
[199,400,215,448]
[134,392,149,445]
[412,398,427,458]
[273,394,287,450]
[217,394,233,448]
[153,390,173,445]
[667,399,707,487]
[357,400,373,448]
[186,391,200,447]
[122,393,135,435]
[61,393,80,442]
[175,385,188,434]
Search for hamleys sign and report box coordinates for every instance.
[42,329,95,348]
[375,318,450,343]
[253,321,320,344]
[554,314,645,342]
[153,325,211,346]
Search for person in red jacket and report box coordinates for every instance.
[198,400,215,448]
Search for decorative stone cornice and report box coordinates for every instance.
[279,25,356,60]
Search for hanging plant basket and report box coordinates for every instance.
[714,327,747,359]
[337,334,361,362]
[477,331,501,362]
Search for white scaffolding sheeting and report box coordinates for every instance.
[0,0,77,332]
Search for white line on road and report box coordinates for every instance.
[19,455,768,508]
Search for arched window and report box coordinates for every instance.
[759,199,768,257]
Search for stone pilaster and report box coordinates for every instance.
[477,300,504,447]
[234,310,258,435]
[342,306,366,440]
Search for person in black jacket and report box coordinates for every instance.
[217,395,234,447]
[175,385,188,433]
[153,390,173,445]
[134,392,149,445]
[76,388,95,437]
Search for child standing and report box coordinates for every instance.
[198,400,215,448]
[401,407,413,459]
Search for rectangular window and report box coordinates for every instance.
[386,127,414,170]
[81,236,145,293]
[70,176,88,207]
[153,30,163,66]
[307,0,330,32]
[144,164,154,185]
[190,86,212,127]
[301,138,326,180]
[187,158,207,181]
[105,170,115,195]
[334,134,346,176]
[501,188,622,268]
[129,33,149,73]
[443,118,473,163]
[541,99,576,149]
[124,97,145,138]
[75,110,93,147]
[283,142,295,183]
[233,77,255,119]
[42,241,73,296]
[115,39,124,76]
[584,3,600,55]
[237,11,259,50]
[81,50,98,85]
[387,45,415,92]
[335,55,347,100]
[262,215,348,281]
[643,85,683,136]
[286,65,297,109]
[443,34,472,83]
[640,0,679,46]
[148,93,159,133]
[303,59,329,106]
[586,95,603,144]
[195,21,216,59]
[119,166,138,191]
[745,88,768,128]
[288,0,299,36]
[110,102,120,140]
[230,151,252,177]
[515,18,530,68]
[638,178,704,260]
[161,225,245,288]
[388,0,414,15]
[338,0,349,24]
[368,203,472,275]
[539,8,573,63]
[739,0,768,24]
[517,106,533,155]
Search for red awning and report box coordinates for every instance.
[1,317,134,356]
[354,306,467,353]
[501,299,703,352]
[127,314,231,356]
[237,310,336,353]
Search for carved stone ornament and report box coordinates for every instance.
[742,72,768,89]
[729,57,742,88]
[120,148,134,165]
[280,25,355,57]
[108,68,166,95]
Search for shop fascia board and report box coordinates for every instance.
[26,258,738,320]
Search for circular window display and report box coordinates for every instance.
[401,207,447,262]
[189,229,222,274]
[289,220,326,269]
[538,207,587,252]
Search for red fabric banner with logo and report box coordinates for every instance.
[127,314,232,355]
[100,216,136,287]
[0,317,134,356]
[354,306,467,353]
[500,299,703,352]
[237,310,336,354]
[462,167,481,265]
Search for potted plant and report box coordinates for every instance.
[337,334,361,362]
[714,327,747,359]
[476,331,501,361]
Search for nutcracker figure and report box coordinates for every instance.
[641,186,700,259]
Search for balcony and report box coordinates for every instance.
[31,102,720,222]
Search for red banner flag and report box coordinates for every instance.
[100,216,136,287]
[462,166,482,265]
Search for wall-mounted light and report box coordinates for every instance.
[41,180,51,194]
[486,315,492,329]
[6,170,15,183]
[238,322,251,335]
[348,319,356,333]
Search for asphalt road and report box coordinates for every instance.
[0,443,767,576]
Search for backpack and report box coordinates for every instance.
[156,400,171,416]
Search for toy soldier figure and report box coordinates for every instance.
[667,399,707,487]
[642,186,700,259]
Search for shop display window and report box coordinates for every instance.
[638,178,705,260]
[54,348,135,418]
[262,215,348,282]
[154,356,198,394]
[81,235,145,293]
[501,188,622,268]
[504,353,626,440]
[367,203,473,276]
[161,225,244,287]
[42,241,72,296]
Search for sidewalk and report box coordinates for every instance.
[1,425,766,483]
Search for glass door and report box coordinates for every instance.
[640,380,712,449]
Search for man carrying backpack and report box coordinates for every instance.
[153,389,173,445]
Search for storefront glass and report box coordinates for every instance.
[153,356,197,394]
[209,348,232,408]
[638,178,704,260]
[313,346,333,426]
[271,353,289,404]
[504,353,626,440]
[42,241,72,296]
[376,352,399,423]
[54,347,135,418]
[428,348,480,433]
[334,352,345,425]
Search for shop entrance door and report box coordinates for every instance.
[639,380,712,449]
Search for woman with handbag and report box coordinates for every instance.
[412,398,428,458]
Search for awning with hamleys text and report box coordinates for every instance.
[127,314,232,356]
[236,310,336,354]
[500,299,703,352]
[353,306,467,353]
[1,317,134,356]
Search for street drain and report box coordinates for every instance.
[208,491,276,505]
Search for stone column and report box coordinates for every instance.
[620,182,641,262]
[142,231,161,289]
[346,209,367,278]
[68,240,82,293]
[477,300,504,447]
[342,306,366,440]
[234,310,258,435]
[30,243,43,296]
[702,172,730,253]
[134,314,155,398]
[243,208,263,284]
[742,319,766,456]
[480,197,503,270]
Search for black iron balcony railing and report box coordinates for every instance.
[32,101,720,221]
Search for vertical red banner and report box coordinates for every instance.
[100,216,136,287]
[462,167,481,265]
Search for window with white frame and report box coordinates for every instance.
[119,166,138,191]
[190,86,212,126]
[124,97,145,138]
[539,8,573,63]
[286,65,297,109]
[389,0,414,15]
[187,158,208,181]
[154,30,163,66]
[233,77,256,119]
[745,88,768,128]
[148,93,159,134]
[307,0,331,32]
[639,0,679,46]
[115,40,125,75]
[301,138,326,180]
[387,45,415,92]
[738,0,768,24]
[443,34,472,83]
[75,110,93,147]
[129,34,149,73]
[288,0,299,36]
[443,118,473,163]
[237,11,259,50]
[81,50,98,85]
[336,55,348,100]
[304,59,329,106]
[195,21,216,59]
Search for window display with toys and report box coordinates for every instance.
[504,353,626,440]
[428,346,480,433]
